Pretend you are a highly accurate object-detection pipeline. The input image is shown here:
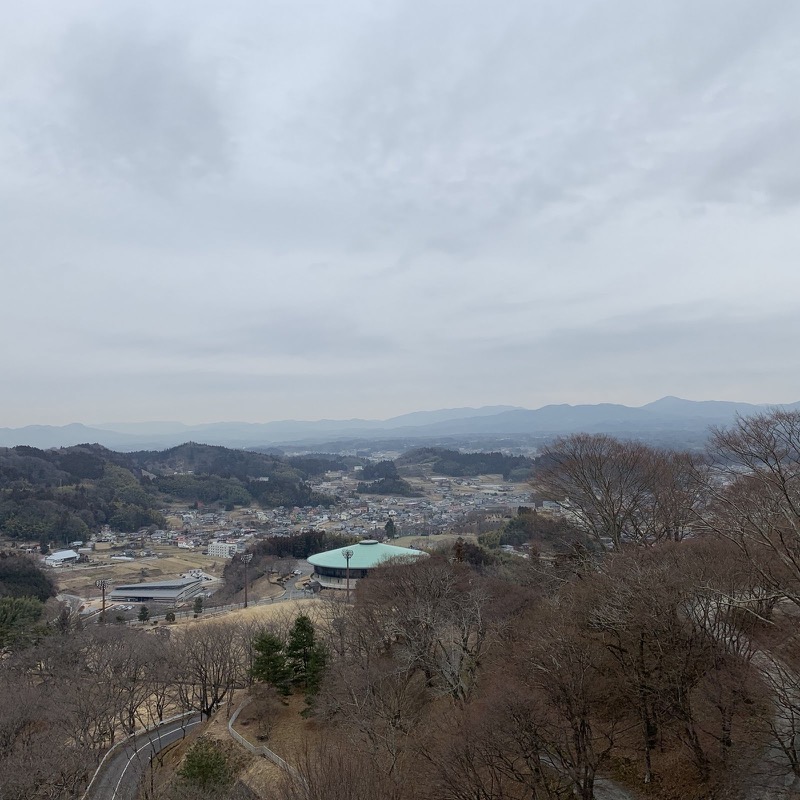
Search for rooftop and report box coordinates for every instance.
[46,549,79,560]
[307,539,427,570]
[111,577,202,591]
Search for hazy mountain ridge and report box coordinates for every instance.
[1,398,797,450]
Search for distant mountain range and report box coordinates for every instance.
[1,398,797,451]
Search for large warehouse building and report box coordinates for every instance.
[307,539,427,590]
[44,549,80,567]
[109,577,204,604]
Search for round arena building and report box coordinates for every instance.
[307,539,427,590]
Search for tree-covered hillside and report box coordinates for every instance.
[0,552,56,602]
[0,442,334,545]
[396,447,535,480]
[0,446,167,545]
[355,460,420,496]
[128,443,334,509]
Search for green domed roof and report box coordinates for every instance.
[307,539,427,570]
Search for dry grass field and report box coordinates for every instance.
[392,532,476,549]
[172,598,323,629]
[54,546,225,598]
[236,692,316,786]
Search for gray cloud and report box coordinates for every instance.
[44,21,231,190]
[1,0,799,425]
[82,314,399,361]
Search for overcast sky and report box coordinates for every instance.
[2,0,800,426]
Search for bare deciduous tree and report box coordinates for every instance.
[423,686,571,800]
[264,739,412,800]
[174,621,244,718]
[705,409,800,607]
[360,558,495,703]
[0,675,95,800]
[316,597,429,776]
[535,435,708,552]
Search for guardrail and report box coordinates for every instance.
[228,698,298,777]
[123,587,313,625]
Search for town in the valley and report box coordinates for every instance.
[32,466,539,620]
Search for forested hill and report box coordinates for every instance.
[396,447,535,481]
[0,551,56,601]
[125,442,353,479]
[0,443,337,546]
[126,442,341,508]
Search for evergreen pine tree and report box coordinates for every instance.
[286,614,327,695]
[305,641,327,698]
[251,632,291,695]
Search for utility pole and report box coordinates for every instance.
[342,548,354,603]
[240,553,253,608]
[95,578,110,623]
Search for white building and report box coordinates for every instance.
[45,549,80,567]
[208,541,245,558]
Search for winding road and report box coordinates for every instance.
[85,714,203,800]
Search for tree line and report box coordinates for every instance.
[264,409,800,800]
[397,447,535,480]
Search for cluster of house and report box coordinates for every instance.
[36,471,547,609]
[40,474,535,568]
[284,473,536,539]
[40,524,256,568]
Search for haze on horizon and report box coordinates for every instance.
[2,0,800,428]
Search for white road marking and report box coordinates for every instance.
[112,718,202,799]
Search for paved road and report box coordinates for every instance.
[87,714,203,800]
[742,648,800,800]
[56,592,83,614]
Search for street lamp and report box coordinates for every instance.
[95,578,110,623]
[342,548,354,602]
[240,553,253,608]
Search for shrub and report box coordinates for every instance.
[179,739,231,790]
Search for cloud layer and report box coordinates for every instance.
[2,0,800,425]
